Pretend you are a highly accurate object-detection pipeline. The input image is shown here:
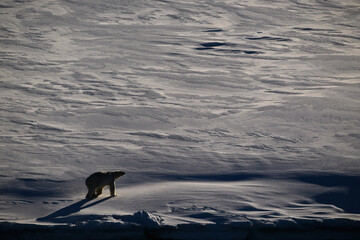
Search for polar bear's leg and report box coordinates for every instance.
[86,192,91,199]
[110,182,116,197]
[86,187,96,199]
[95,187,103,197]
[86,177,97,199]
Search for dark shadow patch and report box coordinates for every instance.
[147,172,264,182]
[37,197,112,223]
[0,4,12,8]
[203,29,223,32]
[0,187,62,198]
[315,189,360,214]
[246,36,292,42]
[187,212,228,224]
[237,205,262,211]
[260,79,287,86]
[295,27,314,31]
[215,49,263,54]
[196,42,243,52]
[266,90,302,95]
[186,172,263,181]
[242,50,263,54]
[293,27,338,33]
[200,42,227,47]
[17,178,65,183]
[332,41,345,46]
[295,174,360,214]
[195,47,214,50]
[1,178,70,198]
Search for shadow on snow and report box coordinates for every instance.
[37,197,112,223]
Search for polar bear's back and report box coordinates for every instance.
[86,171,112,188]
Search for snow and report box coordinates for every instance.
[1,0,360,239]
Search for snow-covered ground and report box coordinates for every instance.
[1,0,360,239]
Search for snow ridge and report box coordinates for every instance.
[2,214,360,240]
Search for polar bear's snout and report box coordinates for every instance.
[113,171,125,179]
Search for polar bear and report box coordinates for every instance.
[85,171,125,199]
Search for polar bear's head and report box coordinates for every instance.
[113,171,125,179]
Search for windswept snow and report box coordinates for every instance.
[1,0,360,239]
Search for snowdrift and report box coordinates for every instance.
[2,173,360,239]
[2,212,360,240]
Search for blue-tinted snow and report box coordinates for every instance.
[0,0,359,238]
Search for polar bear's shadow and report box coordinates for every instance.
[37,197,112,223]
